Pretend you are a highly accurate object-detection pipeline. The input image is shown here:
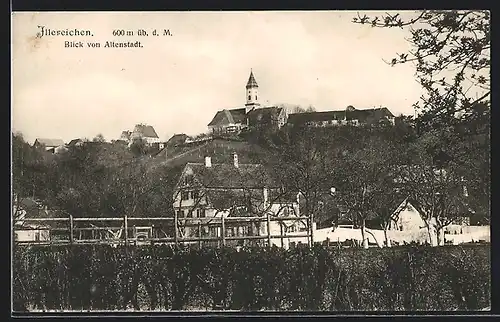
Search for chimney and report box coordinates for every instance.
[205,156,212,168]
[233,152,239,168]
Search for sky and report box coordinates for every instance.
[12,11,425,144]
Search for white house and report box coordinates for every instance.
[121,124,160,146]
[14,225,50,242]
[387,198,480,245]
[389,199,430,232]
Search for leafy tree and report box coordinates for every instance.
[450,109,490,223]
[12,133,31,198]
[129,137,148,157]
[93,133,106,142]
[353,10,490,232]
[353,10,490,127]
[48,143,109,218]
[12,132,55,201]
[278,104,316,115]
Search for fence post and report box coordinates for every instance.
[311,212,315,247]
[308,213,315,248]
[124,215,128,247]
[198,222,202,248]
[221,216,226,247]
[69,214,74,244]
[174,211,179,247]
[133,226,137,246]
[267,212,272,248]
[280,221,284,249]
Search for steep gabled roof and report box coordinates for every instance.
[223,109,235,124]
[247,106,283,126]
[133,124,159,138]
[167,133,188,147]
[34,138,65,147]
[68,138,84,146]
[183,162,277,189]
[287,107,395,125]
[207,108,247,127]
[350,107,395,122]
[287,111,345,124]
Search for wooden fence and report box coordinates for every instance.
[13,212,314,248]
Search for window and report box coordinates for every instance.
[177,210,184,218]
[181,191,190,200]
[255,95,258,100]
[197,209,206,217]
[186,210,193,218]
[248,95,251,100]
[192,190,200,200]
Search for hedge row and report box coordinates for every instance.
[12,244,490,311]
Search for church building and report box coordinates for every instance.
[207,70,287,134]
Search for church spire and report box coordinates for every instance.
[246,69,258,89]
[245,69,260,113]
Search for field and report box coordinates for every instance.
[12,244,490,312]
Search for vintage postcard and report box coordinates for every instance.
[11,11,491,314]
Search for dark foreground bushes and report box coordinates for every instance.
[12,244,490,311]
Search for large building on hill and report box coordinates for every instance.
[207,70,288,134]
[287,105,396,127]
[120,124,160,146]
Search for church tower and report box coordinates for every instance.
[245,69,260,114]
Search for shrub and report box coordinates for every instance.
[12,244,490,312]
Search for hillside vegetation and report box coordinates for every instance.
[12,110,489,247]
